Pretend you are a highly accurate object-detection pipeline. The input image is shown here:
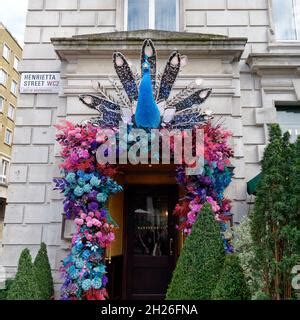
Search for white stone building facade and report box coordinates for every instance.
[1,0,300,296]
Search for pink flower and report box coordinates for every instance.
[107,232,115,242]
[80,213,87,220]
[189,203,202,213]
[88,212,94,218]
[94,211,100,219]
[184,228,191,235]
[75,133,82,139]
[95,220,102,227]
[187,211,197,224]
[75,218,84,226]
[79,149,89,159]
[86,234,93,241]
[92,218,99,226]
[95,231,103,239]
[86,216,92,222]
[206,196,220,213]
[70,152,79,162]
[87,221,93,228]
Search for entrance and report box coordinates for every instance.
[123,184,178,300]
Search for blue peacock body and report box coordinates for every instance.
[79,39,212,130]
[135,58,161,128]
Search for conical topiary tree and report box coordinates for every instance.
[7,248,41,300]
[34,242,54,300]
[250,125,300,299]
[212,254,251,300]
[166,204,225,300]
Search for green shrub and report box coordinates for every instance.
[7,249,41,300]
[212,254,251,300]
[166,204,225,300]
[34,242,54,300]
[0,279,14,300]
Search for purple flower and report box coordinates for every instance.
[100,209,108,218]
[91,141,98,149]
[88,190,97,200]
[88,201,99,211]
[199,175,212,185]
[102,275,108,287]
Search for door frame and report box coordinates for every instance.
[121,183,179,300]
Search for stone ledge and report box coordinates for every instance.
[51,29,247,62]
[247,53,300,75]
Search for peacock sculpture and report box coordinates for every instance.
[79,39,212,130]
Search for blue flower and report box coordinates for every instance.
[94,264,106,275]
[77,177,85,187]
[68,265,79,279]
[74,186,84,197]
[66,172,76,183]
[63,187,71,196]
[77,170,85,178]
[83,173,92,181]
[91,277,102,289]
[90,176,100,187]
[83,184,92,193]
[82,279,92,291]
[97,193,107,203]
[75,258,85,269]
[82,250,90,260]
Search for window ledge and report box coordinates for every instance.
[268,41,300,53]
[247,52,300,76]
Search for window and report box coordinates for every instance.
[7,104,14,120]
[125,0,178,31]
[0,199,5,242]
[0,96,4,112]
[13,56,19,70]
[0,69,8,86]
[0,159,9,185]
[272,0,300,40]
[2,44,10,61]
[4,128,12,145]
[276,106,300,142]
[11,80,17,95]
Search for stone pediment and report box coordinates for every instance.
[70,29,228,41]
[51,29,247,63]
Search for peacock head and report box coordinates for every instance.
[142,56,151,75]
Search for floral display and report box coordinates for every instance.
[54,39,235,300]
[54,122,122,300]
[173,123,234,252]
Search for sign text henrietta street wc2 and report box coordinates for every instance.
[20,72,60,94]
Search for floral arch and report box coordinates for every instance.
[54,39,234,300]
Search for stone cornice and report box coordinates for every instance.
[246,53,300,75]
[51,29,247,63]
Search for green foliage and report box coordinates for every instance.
[0,279,14,300]
[250,124,300,299]
[34,242,54,300]
[212,254,251,300]
[166,204,225,300]
[7,249,41,300]
[233,216,262,298]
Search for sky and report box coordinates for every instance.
[0,0,28,46]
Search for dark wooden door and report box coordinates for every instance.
[123,185,178,300]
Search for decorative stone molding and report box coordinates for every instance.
[246,51,300,161]
[246,53,300,76]
[51,29,247,62]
